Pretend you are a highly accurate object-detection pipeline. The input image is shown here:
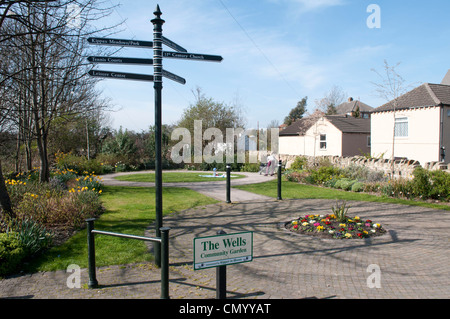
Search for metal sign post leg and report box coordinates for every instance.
[216,230,227,299]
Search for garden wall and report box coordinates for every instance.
[278,154,450,179]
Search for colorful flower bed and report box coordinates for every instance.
[286,213,386,240]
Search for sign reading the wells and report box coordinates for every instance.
[193,232,253,270]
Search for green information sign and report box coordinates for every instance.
[193,231,253,270]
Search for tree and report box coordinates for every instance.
[102,127,138,159]
[284,97,307,126]
[1,0,120,182]
[314,85,346,115]
[177,88,246,146]
[371,60,410,175]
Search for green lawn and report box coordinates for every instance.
[24,186,218,272]
[235,179,450,211]
[114,171,245,183]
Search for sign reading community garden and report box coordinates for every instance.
[194,232,253,270]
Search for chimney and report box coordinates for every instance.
[442,70,450,85]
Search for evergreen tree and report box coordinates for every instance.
[284,97,307,126]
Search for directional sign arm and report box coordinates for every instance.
[163,51,223,62]
[162,69,186,85]
[88,70,154,82]
[161,36,187,53]
[87,56,153,65]
[87,37,153,48]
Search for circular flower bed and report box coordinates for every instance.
[285,213,386,240]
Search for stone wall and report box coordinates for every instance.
[278,154,450,179]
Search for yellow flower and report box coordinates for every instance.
[339,223,346,227]
[345,233,352,238]
[316,226,324,231]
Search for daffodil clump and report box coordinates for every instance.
[4,169,104,228]
[70,171,103,195]
[287,213,386,240]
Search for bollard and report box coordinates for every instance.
[226,164,231,203]
[86,218,98,288]
[277,160,282,200]
[216,229,227,299]
[160,227,171,299]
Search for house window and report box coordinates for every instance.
[394,117,408,137]
[320,134,327,150]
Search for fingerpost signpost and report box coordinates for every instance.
[87,5,223,267]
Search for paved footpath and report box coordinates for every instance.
[1,171,449,299]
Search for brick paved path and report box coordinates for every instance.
[1,198,449,299]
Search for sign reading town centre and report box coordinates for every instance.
[194,232,253,270]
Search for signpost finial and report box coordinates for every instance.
[154,4,162,18]
[152,4,164,25]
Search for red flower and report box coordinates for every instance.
[366,219,372,223]
[325,221,331,225]
[293,225,299,230]
[357,233,363,238]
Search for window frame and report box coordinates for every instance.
[319,134,327,150]
[394,117,408,137]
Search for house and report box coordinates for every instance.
[370,82,450,164]
[336,97,374,118]
[279,114,371,157]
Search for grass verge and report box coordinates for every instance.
[23,185,218,272]
[114,172,245,183]
[235,179,450,211]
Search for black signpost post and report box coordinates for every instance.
[151,6,164,267]
[87,4,222,268]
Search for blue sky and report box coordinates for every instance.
[90,0,450,131]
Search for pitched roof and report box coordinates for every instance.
[326,116,370,133]
[279,118,314,136]
[279,115,370,136]
[336,98,373,114]
[372,83,450,113]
